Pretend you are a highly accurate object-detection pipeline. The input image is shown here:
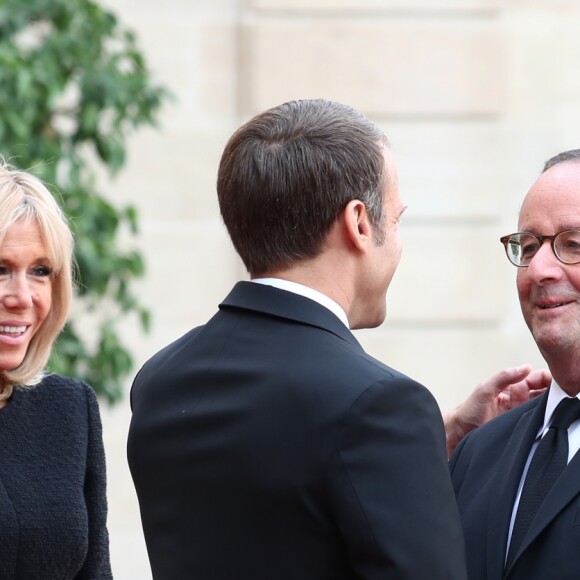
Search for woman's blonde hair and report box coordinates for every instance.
[0,162,74,399]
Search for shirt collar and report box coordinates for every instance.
[539,381,580,436]
[251,278,350,328]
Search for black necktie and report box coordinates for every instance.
[506,397,580,568]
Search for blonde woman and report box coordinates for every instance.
[0,162,112,579]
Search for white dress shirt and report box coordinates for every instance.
[251,278,349,328]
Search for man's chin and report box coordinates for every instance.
[533,329,571,357]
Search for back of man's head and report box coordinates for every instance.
[217,99,389,276]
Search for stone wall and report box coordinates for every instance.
[96,0,580,576]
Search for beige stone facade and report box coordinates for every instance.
[96,0,580,576]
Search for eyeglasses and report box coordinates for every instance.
[500,230,580,267]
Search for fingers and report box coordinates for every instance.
[478,364,533,396]
[509,369,551,398]
[458,365,550,436]
[493,367,550,414]
[496,391,512,414]
[522,369,552,391]
[501,369,550,409]
[509,384,536,407]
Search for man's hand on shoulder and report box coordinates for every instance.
[443,365,551,457]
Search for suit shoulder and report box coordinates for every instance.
[473,395,541,438]
[453,395,543,463]
[137,325,205,373]
[319,350,440,422]
[336,346,434,402]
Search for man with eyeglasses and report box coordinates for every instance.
[451,149,580,580]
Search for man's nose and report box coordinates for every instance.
[526,240,564,282]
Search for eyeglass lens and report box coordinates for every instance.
[505,230,580,266]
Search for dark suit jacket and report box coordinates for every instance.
[128,281,467,580]
[450,390,580,580]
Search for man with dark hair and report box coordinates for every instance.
[451,149,580,580]
[127,99,546,580]
[217,99,389,276]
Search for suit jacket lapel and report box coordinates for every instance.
[485,396,546,580]
[512,426,580,563]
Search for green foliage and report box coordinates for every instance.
[0,0,168,404]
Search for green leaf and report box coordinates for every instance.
[0,0,169,404]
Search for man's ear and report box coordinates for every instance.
[342,199,372,252]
